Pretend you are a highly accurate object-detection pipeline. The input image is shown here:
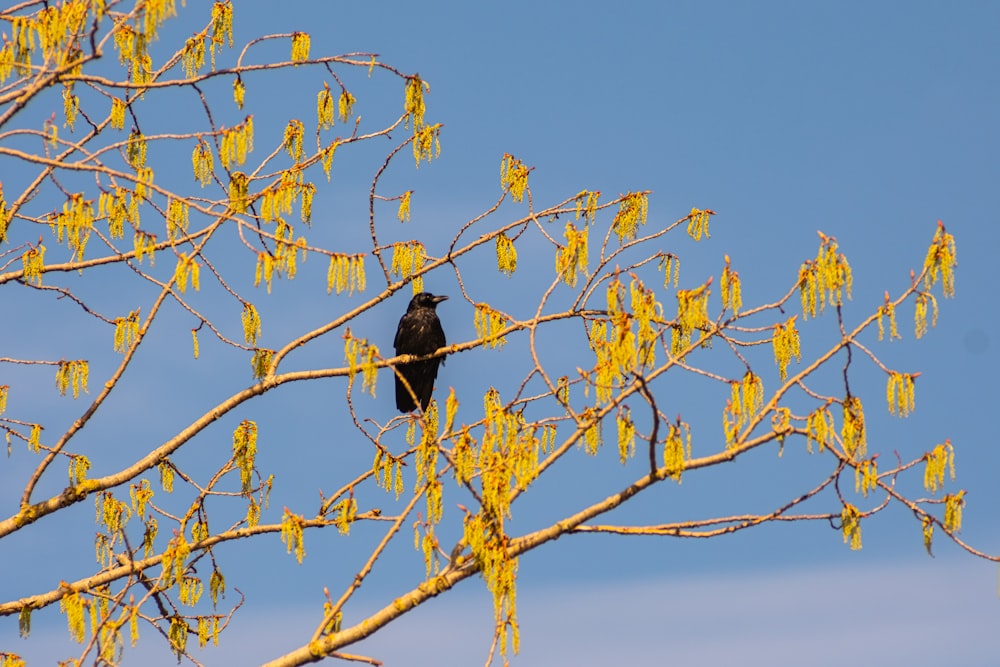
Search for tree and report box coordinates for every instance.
[0,3,994,666]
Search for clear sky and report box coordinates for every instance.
[3,2,999,665]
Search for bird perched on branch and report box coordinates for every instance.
[393,292,448,412]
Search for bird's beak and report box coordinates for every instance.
[432,295,449,303]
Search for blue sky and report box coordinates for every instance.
[2,2,999,665]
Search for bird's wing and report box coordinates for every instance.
[431,318,446,364]
[395,320,415,355]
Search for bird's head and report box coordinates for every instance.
[408,292,448,311]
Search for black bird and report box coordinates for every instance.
[393,292,448,412]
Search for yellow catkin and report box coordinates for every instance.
[474,303,508,349]
[923,440,955,494]
[806,407,832,453]
[241,303,261,345]
[56,360,89,398]
[397,190,412,222]
[211,2,234,61]
[841,503,862,550]
[616,407,636,464]
[0,185,8,244]
[283,119,304,162]
[62,86,79,130]
[800,232,853,319]
[233,76,245,108]
[671,282,710,357]
[495,233,517,276]
[921,515,934,555]
[229,172,248,213]
[658,253,680,288]
[317,84,334,129]
[23,244,46,285]
[192,140,214,186]
[60,591,86,643]
[182,34,205,78]
[220,116,253,169]
[854,458,878,497]
[413,123,441,167]
[250,349,273,379]
[914,292,937,339]
[886,372,916,417]
[326,254,366,295]
[611,192,648,243]
[321,140,339,179]
[232,420,257,494]
[166,199,189,241]
[772,316,801,382]
[944,490,964,532]
[280,510,306,563]
[555,222,588,287]
[113,310,140,353]
[922,221,957,297]
[663,422,690,482]
[390,241,425,284]
[877,293,901,341]
[339,90,356,122]
[290,32,310,62]
[405,75,427,130]
[686,208,712,241]
[500,153,529,202]
[841,396,866,460]
[575,190,600,223]
[720,255,741,314]
[343,330,379,397]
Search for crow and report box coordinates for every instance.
[393,292,448,412]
